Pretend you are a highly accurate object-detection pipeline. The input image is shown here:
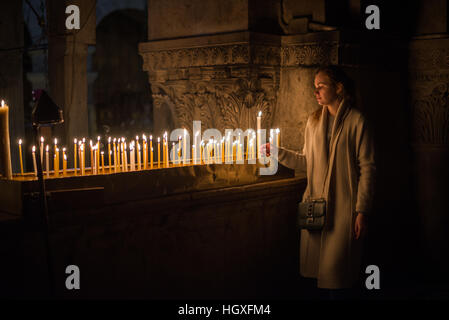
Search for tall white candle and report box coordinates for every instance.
[32,146,37,177]
[45,145,50,178]
[40,136,44,165]
[0,100,14,179]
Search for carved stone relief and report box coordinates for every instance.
[140,37,339,134]
[409,38,449,146]
[412,82,449,145]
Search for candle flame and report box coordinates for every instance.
[113,138,116,142]
[46,145,49,151]
[108,137,111,143]
[63,147,66,152]
[1,100,4,107]
[101,151,104,155]
[90,140,93,147]
[19,139,22,145]
[276,128,280,133]
[41,136,44,142]
[74,138,77,144]
[54,138,57,145]
[258,111,262,117]
[32,146,36,152]
[150,135,152,140]
[82,138,86,143]
[97,136,100,141]
[64,154,67,161]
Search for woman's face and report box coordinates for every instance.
[313,71,341,106]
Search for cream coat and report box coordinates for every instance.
[277,100,375,288]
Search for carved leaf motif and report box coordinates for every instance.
[413,82,449,144]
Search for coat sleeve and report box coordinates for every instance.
[277,146,307,173]
[355,115,376,215]
[275,119,309,173]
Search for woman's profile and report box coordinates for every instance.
[263,65,376,298]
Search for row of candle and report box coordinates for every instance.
[15,128,280,178]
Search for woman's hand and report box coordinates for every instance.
[354,213,367,240]
[260,143,277,157]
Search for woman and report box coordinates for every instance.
[263,65,376,296]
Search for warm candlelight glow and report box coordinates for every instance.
[73,138,77,175]
[45,145,49,178]
[32,146,37,176]
[63,148,67,176]
[18,139,23,175]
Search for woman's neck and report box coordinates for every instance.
[326,98,343,116]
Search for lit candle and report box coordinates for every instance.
[165,132,169,168]
[200,141,203,164]
[0,100,12,179]
[40,136,44,165]
[54,148,60,177]
[93,146,97,174]
[96,136,100,175]
[32,146,37,177]
[178,136,182,165]
[63,149,67,177]
[143,135,147,170]
[247,139,253,163]
[194,132,200,164]
[252,132,256,160]
[137,137,141,170]
[113,138,117,173]
[172,142,175,166]
[54,138,59,177]
[74,138,77,175]
[157,137,160,168]
[121,138,125,172]
[124,142,128,172]
[151,146,154,169]
[80,142,85,176]
[90,140,94,173]
[18,139,24,175]
[101,151,105,174]
[150,135,153,169]
[221,137,225,163]
[257,111,262,159]
[45,145,49,178]
[130,142,135,171]
[108,137,111,170]
[109,150,112,173]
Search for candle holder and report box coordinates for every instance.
[31,89,64,297]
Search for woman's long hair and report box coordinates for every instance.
[311,65,356,121]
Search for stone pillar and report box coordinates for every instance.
[0,0,25,173]
[139,0,342,145]
[409,35,449,286]
[47,0,96,145]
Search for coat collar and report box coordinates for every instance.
[317,99,350,159]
